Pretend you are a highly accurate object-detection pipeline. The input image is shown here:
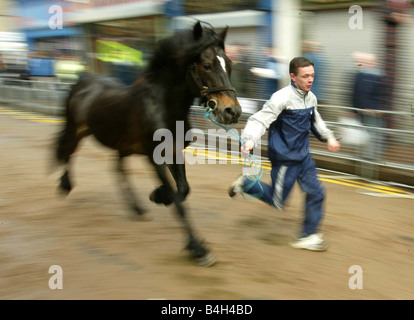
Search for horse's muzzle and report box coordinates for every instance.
[223,105,242,124]
[208,97,241,125]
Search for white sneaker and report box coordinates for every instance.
[290,233,329,252]
[228,174,251,199]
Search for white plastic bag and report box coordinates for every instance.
[338,116,370,147]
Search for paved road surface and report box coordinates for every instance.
[0,107,413,300]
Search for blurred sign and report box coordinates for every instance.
[386,0,411,7]
[302,0,378,9]
[185,0,258,14]
[304,0,373,2]
[85,0,164,7]
[304,0,411,7]
[0,32,27,43]
[17,1,74,29]
[0,32,28,52]
[96,40,143,66]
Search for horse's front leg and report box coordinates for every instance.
[150,120,190,205]
[152,163,215,267]
[170,163,190,201]
[150,164,189,205]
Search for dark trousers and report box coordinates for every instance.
[243,154,325,236]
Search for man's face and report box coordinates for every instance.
[290,65,315,92]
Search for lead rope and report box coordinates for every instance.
[203,107,264,199]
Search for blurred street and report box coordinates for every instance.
[1,109,414,299]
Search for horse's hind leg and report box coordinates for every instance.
[55,120,77,194]
[55,120,87,194]
[116,154,149,220]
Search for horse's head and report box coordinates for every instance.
[186,22,242,124]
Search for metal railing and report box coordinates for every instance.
[0,78,72,116]
[1,79,413,185]
[316,104,414,174]
[189,98,414,185]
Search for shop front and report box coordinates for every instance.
[70,0,167,84]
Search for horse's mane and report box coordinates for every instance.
[146,22,224,75]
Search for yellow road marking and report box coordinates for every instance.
[0,107,63,124]
[328,178,410,194]
[185,147,412,199]
[1,106,411,199]
[31,119,64,123]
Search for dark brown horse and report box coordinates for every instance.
[54,22,241,266]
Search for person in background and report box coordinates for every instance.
[229,57,340,251]
[351,52,385,162]
[302,40,327,104]
[229,43,253,98]
[252,46,285,100]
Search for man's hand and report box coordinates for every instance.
[241,140,254,157]
[327,137,340,152]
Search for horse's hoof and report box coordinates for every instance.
[149,188,173,206]
[59,173,72,193]
[129,206,153,221]
[196,252,216,267]
[56,186,71,197]
[136,212,154,222]
[128,211,153,222]
[149,190,156,202]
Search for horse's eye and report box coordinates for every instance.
[203,63,212,71]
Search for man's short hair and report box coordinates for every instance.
[289,57,314,75]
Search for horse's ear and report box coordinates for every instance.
[219,26,229,42]
[193,21,203,41]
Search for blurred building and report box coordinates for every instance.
[13,0,84,79]
[0,0,18,32]
[69,0,167,83]
[15,0,292,96]
[301,0,413,133]
[0,0,28,78]
[10,0,299,96]
[8,0,413,133]
[11,0,166,83]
